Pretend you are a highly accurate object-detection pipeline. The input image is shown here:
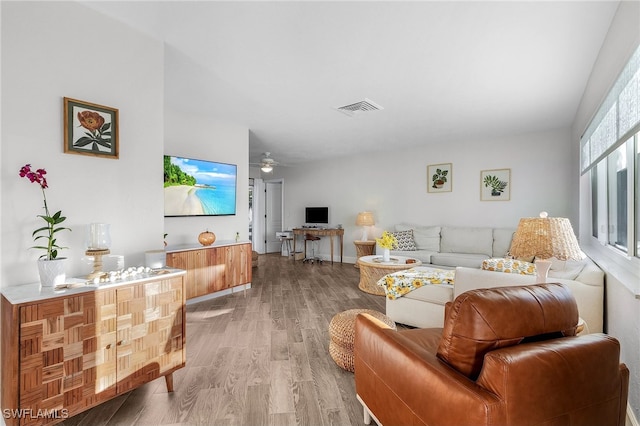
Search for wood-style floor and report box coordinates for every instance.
[61,253,391,426]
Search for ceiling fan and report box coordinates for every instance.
[250,152,280,173]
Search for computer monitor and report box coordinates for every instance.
[305,207,329,227]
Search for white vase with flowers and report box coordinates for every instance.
[376,231,398,262]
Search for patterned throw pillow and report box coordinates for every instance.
[390,230,417,251]
[481,258,536,275]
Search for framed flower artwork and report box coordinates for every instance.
[427,163,452,193]
[481,168,511,201]
[63,97,119,159]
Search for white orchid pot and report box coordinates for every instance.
[37,258,67,287]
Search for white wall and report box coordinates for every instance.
[1,2,165,286]
[163,108,249,246]
[571,1,640,420]
[275,128,575,262]
[0,2,252,288]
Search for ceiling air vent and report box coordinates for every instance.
[334,98,383,117]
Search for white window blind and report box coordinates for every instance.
[581,45,640,174]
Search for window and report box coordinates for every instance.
[590,170,598,239]
[584,45,640,259]
[607,141,628,253]
[590,131,638,257]
[636,140,640,255]
[581,46,640,174]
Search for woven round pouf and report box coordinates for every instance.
[329,308,396,372]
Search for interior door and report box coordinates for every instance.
[265,180,283,253]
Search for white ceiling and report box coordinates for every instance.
[83,1,620,167]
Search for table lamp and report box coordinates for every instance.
[356,211,375,241]
[509,212,584,283]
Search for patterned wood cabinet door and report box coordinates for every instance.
[224,244,252,289]
[166,243,252,299]
[115,277,184,394]
[166,250,209,299]
[18,289,117,425]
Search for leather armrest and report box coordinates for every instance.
[444,301,452,320]
[477,334,629,426]
[354,314,503,426]
[359,312,393,329]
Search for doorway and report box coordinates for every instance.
[264,180,284,253]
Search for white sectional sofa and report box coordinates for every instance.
[383,223,605,333]
[388,223,515,268]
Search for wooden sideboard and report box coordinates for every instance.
[1,270,186,426]
[165,241,252,300]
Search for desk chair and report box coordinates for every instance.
[303,233,323,264]
[276,232,294,256]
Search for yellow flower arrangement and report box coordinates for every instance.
[376,231,398,250]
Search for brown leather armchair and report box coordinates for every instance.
[354,283,629,426]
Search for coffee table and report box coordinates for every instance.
[357,255,422,296]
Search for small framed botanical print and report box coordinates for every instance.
[481,168,510,201]
[427,163,452,193]
[64,97,119,159]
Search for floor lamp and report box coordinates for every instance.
[509,212,584,283]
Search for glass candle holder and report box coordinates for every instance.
[86,223,111,250]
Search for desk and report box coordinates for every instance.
[293,228,344,264]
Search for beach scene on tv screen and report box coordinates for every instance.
[164,156,237,216]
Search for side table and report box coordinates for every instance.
[353,240,376,268]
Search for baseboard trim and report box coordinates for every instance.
[629,404,639,426]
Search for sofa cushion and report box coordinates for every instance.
[436,283,579,379]
[430,253,488,268]
[396,224,440,252]
[390,230,417,251]
[440,227,493,256]
[481,258,536,275]
[492,228,515,257]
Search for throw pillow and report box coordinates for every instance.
[390,230,417,251]
[396,224,440,252]
[481,258,536,275]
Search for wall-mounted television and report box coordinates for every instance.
[305,207,329,225]
[164,155,237,217]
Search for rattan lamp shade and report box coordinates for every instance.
[356,212,375,241]
[510,214,583,261]
[356,212,375,227]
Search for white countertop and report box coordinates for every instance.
[165,240,251,253]
[1,268,186,305]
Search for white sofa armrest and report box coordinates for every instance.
[574,258,605,287]
[453,266,604,333]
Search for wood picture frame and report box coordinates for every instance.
[64,97,119,159]
[481,168,511,201]
[427,163,452,193]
